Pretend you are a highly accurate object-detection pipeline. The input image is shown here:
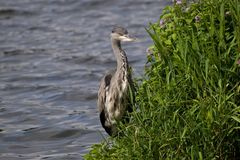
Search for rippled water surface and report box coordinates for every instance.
[0,0,169,159]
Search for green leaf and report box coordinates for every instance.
[232,116,240,123]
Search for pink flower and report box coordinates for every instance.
[160,19,165,26]
[195,15,201,23]
[176,0,182,5]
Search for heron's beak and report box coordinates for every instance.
[119,34,137,42]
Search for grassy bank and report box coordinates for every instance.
[85,0,240,159]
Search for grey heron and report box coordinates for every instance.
[98,26,136,136]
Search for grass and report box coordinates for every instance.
[85,0,240,159]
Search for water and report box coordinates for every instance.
[0,0,169,159]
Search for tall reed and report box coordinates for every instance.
[85,0,240,159]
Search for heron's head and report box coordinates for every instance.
[111,26,136,42]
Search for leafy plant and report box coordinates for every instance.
[85,0,240,159]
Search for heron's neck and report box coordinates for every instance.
[111,38,128,71]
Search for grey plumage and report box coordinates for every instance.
[97,26,135,136]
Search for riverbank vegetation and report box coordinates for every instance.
[85,0,240,159]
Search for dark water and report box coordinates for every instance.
[0,0,169,159]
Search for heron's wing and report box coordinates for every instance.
[97,70,115,113]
